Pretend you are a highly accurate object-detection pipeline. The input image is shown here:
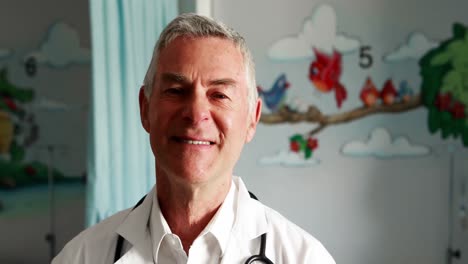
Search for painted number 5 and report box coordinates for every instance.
[359,46,373,69]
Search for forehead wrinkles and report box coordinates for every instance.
[155,38,248,87]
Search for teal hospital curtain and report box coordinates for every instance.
[87,0,178,226]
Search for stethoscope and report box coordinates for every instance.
[114,192,274,264]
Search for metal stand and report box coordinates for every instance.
[447,145,461,264]
[44,145,56,262]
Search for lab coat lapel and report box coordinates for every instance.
[114,241,153,264]
[114,187,155,264]
[221,177,269,263]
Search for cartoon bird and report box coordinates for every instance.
[359,77,380,107]
[397,80,414,103]
[257,74,290,112]
[380,79,398,105]
[308,48,347,108]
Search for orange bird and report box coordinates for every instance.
[308,48,347,108]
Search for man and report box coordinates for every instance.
[53,13,335,263]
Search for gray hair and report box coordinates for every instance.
[142,13,258,112]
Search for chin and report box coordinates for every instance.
[165,165,212,184]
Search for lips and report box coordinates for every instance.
[171,136,215,145]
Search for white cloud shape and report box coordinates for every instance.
[32,97,74,112]
[32,97,84,112]
[383,32,439,62]
[25,22,90,68]
[258,150,320,167]
[341,127,430,158]
[268,4,360,61]
[0,48,12,59]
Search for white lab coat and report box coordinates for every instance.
[53,177,335,263]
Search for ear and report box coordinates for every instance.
[139,86,150,133]
[245,98,262,143]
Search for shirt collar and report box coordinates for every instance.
[149,190,172,261]
[149,180,236,258]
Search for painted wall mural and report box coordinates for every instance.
[0,13,89,262]
[0,21,88,191]
[257,4,467,166]
[0,68,82,189]
[25,22,91,69]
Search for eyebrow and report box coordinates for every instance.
[161,72,237,87]
[161,73,190,84]
[209,78,237,87]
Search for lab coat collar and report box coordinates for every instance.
[203,179,236,255]
[231,176,268,242]
[115,187,155,264]
[218,177,269,262]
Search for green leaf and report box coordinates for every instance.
[428,108,440,133]
[290,134,303,142]
[9,140,25,162]
[462,126,468,146]
[304,148,312,159]
[453,23,467,39]
[299,138,307,152]
[0,68,35,102]
[439,111,453,138]
[431,52,452,66]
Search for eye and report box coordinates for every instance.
[164,87,184,95]
[211,92,229,100]
[311,66,318,75]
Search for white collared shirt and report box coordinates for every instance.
[149,182,236,264]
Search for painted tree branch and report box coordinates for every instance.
[260,94,423,136]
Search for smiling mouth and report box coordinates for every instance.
[172,137,215,145]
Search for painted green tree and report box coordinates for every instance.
[420,23,468,146]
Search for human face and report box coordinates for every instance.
[139,36,261,186]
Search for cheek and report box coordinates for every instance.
[223,111,249,141]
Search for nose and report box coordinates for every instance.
[181,89,210,125]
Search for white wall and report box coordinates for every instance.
[213,0,468,263]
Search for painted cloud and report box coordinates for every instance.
[0,48,12,59]
[268,4,360,61]
[383,32,438,62]
[25,22,90,68]
[258,150,320,167]
[342,127,430,158]
[32,97,78,112]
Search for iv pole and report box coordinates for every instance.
[447,145,461,264]
[44,145,55,262]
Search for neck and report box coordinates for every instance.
[156,172,232,254]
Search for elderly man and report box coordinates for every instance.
[53,13,335,263]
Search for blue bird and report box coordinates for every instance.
[398,80,414,102]
[257,74,291,112]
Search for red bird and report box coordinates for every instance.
[360,77,379,107]
[309,48,347,108]
[380,79,398,105]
